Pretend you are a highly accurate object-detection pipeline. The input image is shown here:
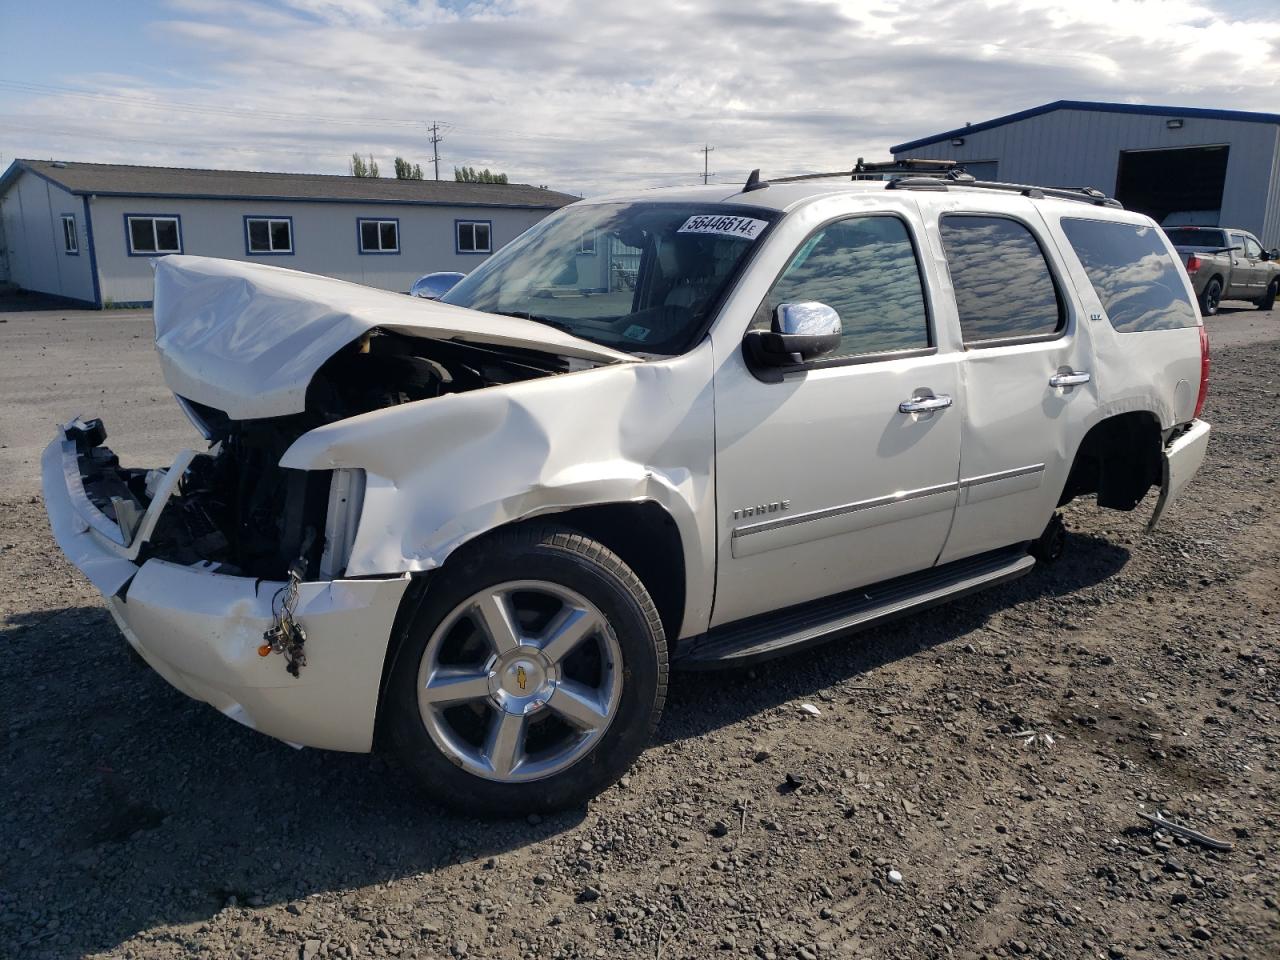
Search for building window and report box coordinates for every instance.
[126,215,182,255]
[456,220,492,254]
[359,218,399,254]
[245,216,294,255]
[579,230,597,255]
[61,215,79,255]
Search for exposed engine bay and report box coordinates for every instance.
[79,329,578,581]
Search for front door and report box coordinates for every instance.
[711,212,963,627]
[928,208,1097,564]
[1228,233,1267,300]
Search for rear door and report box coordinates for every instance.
[922,201,1099,564]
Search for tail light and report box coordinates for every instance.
[1193,325,1210,420]
[1185,254,1202,274]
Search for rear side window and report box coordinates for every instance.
[939,216,1063,345]
[1061,218,1198,332]
[753,215,930,359]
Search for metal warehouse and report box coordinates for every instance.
[892,100,1280,247]
[0,160,578,307]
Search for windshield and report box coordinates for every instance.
[441,201,777,356]
[1164,228,1228,250]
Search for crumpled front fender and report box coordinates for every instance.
[280,346,718,636]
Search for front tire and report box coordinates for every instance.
[1199,278,1223,317]
[1259,279,1278,312]
[385,524,667,816]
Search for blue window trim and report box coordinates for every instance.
[124,213,183,257]
[243,215,295,256]
[455,219,493,255]
[60,214,80,256]
[357,217,400,255]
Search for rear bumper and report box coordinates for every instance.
[41,421,409,752]
[1148,418,1211,531]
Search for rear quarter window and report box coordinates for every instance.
[1061,218,1199,332]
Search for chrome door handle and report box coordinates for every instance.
[899,393,953,414]
[1049,371,1091,388]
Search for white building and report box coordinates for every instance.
[0,159,578,307]
[891,100,1280,247]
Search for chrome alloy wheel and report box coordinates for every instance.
[416,580,623,783]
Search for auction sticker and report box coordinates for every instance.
[677,215,768,240]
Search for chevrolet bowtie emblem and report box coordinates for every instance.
[516,665,528,691]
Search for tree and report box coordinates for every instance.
[350,153,380,178]
[454,165,509,184]
[394,157,425,180]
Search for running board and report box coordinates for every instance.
[676,547,1035,669]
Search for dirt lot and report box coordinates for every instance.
[1,303,1277,960]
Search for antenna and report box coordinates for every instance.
[742,169,769,193]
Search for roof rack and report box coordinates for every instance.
[770,158,1122,208]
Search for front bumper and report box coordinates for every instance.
[41,421,409,752]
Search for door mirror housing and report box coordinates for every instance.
[1266,248,1279,261]
[744,302,843,371]
[410,271,466,300]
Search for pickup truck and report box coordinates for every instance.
[43,172,1212,814]
[1164,225,1280,315]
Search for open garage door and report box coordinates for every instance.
[959,160,999,181]
[1115,145,1229,226]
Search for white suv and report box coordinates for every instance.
[43,169,1211,814]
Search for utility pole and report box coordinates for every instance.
[430,122,443,180]
[701,144,715,184]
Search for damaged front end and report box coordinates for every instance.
[153,327,579,582]
[44,413,408,752]
[44,255,628,752]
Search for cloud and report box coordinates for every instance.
[3,0,1278,195]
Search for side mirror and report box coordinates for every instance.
[745,302,843,370]
[1266,248,1279,261]
[410,271,466,300]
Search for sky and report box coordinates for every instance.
[2,0,1278,196]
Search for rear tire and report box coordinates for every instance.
[1259,279,1278,312]
[1199,278,1222,317]
[385,523,667,816]
[1030,513,1067,565]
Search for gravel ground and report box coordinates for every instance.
[1,303,1277,960]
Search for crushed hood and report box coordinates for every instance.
[152,256,633,420]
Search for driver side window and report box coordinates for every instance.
[752,215,930,359]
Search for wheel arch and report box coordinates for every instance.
[1058,409,1164,511]
[371,499,690,747]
